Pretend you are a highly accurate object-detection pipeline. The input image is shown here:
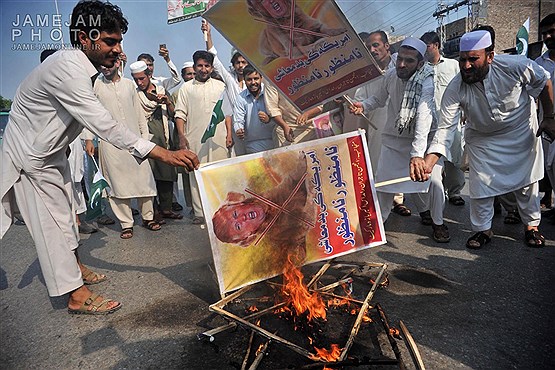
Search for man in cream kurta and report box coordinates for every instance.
[0,1,199,314]
[89,59,158,235]
[424,30,554,249]
[353,37,449,243]
[174,50,229,223]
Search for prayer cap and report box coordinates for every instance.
[182,61,194,69]
[129,60,147,74]
[401,37,427,58]
[460,30,492,52]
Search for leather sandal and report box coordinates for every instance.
[504,211,521,225]
[82,268,107,285]
[142,220,161,231]
[120,227,133,239]
[432,224,450,243]
[392,203,411,216]
[419,210,433,225]
[160,211,183,220]
[525,229,545,248]
[466,231,492,249]
[68,292,121,315]
[448,196,465,206]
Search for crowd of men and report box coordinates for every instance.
[0,0,553,315]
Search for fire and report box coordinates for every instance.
[310,344,342,362]
[246,305,258,313]
[280,254,327,321]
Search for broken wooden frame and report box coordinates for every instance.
[198,260,425,368]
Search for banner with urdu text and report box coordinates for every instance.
[196,131,386,294]
[167,0,218,24]
[203,0,383,111]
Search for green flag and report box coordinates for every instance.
[201,92,226,143]
[516,18,530,56]
[85,157,110,221]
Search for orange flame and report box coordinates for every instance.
[281,254,326,321]
[310,344,342,362]
[246,305,258,313]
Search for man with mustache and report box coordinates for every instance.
[421,30,554,249]
[0,0,199,315]
[233,64,275,154]
[174,50,232,225]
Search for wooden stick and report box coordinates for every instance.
[338,263,388,361]
[400,321,426,370]
[248,337,272,370]
[375,176,412,188]
[241,331,255,370]
[318,291,364,305]
[211,305,315,359]
[200,302,287,340]
[307,260,333,289]
[343,95,378,130]
[376,304,406,370]
[313,277,353,292]
[211,285,253,309]
[289,358,398,369]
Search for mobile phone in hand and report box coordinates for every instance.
[159,43,166,50]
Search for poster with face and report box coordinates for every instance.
[203,0,383,111]
[196,131,386,294]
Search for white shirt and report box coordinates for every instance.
[1,49,155,237]
[151,59,181,92]
[428,54,549,198]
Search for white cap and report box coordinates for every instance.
[129,60,147,74]
[182,61,194,69]
[460,30,492,52]
[400,37,427,59]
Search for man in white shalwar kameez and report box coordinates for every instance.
[86,59,159,239]
[0,1,199,315]
[174,50,231,224]
[352,37,450,243]
[423,30,555,249]
[535,14,555,218]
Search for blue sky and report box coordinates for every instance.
[0,0,464,100]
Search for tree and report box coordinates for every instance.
[0,96,12,110]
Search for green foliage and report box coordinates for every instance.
[0,96,12,110]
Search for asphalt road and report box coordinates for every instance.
[1,177,554,369]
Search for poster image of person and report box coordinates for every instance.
[212,150,316,270]
[246,0,346,65]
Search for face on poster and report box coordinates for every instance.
[196,132,386,294]
[204,0,383,111]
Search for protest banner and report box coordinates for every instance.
[196,131,385,294]
[167,0,218,24]
[203,0,383,111]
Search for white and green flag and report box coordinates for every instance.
[85,155,110,221]
[201,91,230,143]
[516,17,530,56]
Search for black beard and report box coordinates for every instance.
[461,64,489,84]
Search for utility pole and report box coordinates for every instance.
[436,1,447,47]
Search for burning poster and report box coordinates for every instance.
[196,131,386,294]
[203,0,383,111]
[167,0,218,24]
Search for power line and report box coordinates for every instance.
[372,0,428,31]
[347,0,378,22]
[407,14,436,36]
[341,0,364,17]
[372,2,436,36]
[389,5,436,35]
[351,0,396,29]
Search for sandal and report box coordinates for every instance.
[419,210,433,225]
[432,224,450,243]
[504,211,521,224]
[68,292,122,315]
[120,227,133,239]
[192,216,205,225]
[160,211,183,220]
[525,229,545,248]
[448,196,465,206]
[142,220,161,231]
[466,231,492,249]
[82,268,107,285]
[392,203,411,216]
[96,214,115,225]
